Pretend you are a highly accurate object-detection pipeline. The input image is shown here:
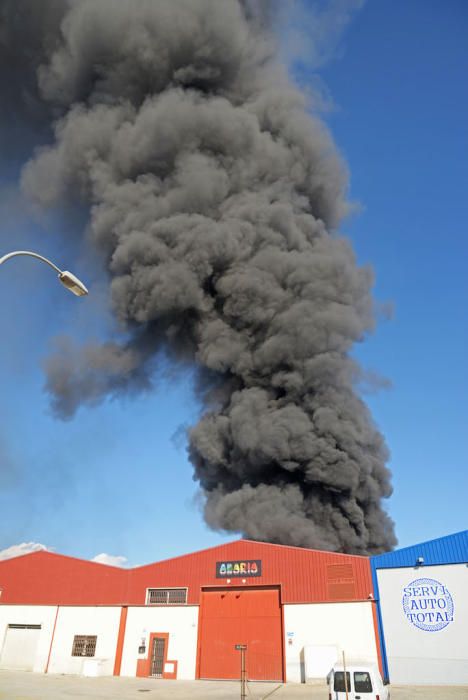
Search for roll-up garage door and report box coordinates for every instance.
[198,587,283,681]
[0,624,41,671]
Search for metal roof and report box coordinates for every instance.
[371,530,468,569]
[0,539,373,606]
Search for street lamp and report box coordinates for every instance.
[0,250,88,297]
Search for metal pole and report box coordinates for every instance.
[342,650,349,700]
[235,644,247,700]
[0,249,88,296]
[241,646,246,700]
[0,250,63,273]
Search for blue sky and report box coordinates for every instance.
[1,1,467,566]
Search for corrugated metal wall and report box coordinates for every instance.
[0,551,127,605]
[197,587,283,681]
[0,539,373,605]
[126,539,373,605]
[371,530,468,570]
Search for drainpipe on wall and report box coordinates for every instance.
[113,606,128,676]
[44,605,60,674]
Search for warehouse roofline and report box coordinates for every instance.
[0,549,126,571]
[132,538,370,571]
[371,529,468,569]
[2,532,465,573]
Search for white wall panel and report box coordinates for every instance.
[47,606,121,676]
[283,601,378,683]
[1,625,41,670]
[120,606,199,679]
[0,605,57,673]
[377,563,468,685]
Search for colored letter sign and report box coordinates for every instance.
[216,560,262,578]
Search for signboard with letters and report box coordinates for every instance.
[216,559,262,578]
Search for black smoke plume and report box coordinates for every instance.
[5,0,396,553]
[0,0,69,157]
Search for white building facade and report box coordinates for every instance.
[371,530,468,685]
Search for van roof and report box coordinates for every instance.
[332,662,380,673]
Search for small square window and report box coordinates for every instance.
[71,635,97,657]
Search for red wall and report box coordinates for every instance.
[0,539,373,606]
[198,587,283,681]
[128,540,373,604]
[0,551,127,605]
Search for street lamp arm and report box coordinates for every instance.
[0,250,63,274]
[0,249,88,297]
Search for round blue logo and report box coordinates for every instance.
[402,577,454,632]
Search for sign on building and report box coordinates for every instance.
[216,560,262,578]
[402,577,454,631]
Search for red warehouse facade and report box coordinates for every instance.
[0,539,382,682]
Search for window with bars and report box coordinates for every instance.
[146,588,187,605]
[71,635,97,657]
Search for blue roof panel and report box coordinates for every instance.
[371,530,468,569]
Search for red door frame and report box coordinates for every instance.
[136,632,178,679]
[196,585,284,682]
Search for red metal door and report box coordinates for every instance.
[198,587,283,681]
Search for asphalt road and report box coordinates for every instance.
[0,671,467,700]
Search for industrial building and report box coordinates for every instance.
[1,532,466,685]
[371,530,468,686]
[0,539,380,682]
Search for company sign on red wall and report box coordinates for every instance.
[216,560,262,578]
[0,539,374,605]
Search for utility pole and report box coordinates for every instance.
[342,650,349,700]
[235,644,247,700]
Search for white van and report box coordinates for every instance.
[328,662,389,700]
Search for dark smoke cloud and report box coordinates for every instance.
[0,0,69,158]
[43,336,151,418]
[11,0,395,553]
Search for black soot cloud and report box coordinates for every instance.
[3,0,396,553]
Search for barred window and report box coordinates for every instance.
[146,588,187,605]
[71,635,97,657]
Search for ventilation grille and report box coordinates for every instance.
[327,563,354,580]
[328,582,357,599]
[327,563,356,599]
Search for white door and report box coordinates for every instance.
[0,624,41,670]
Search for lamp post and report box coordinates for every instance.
[0,250,88,297]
